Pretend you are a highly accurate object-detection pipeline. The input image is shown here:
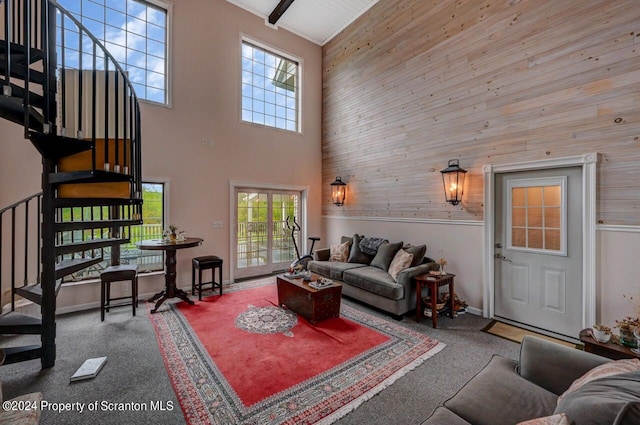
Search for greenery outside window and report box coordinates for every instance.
[241,38,300,132]
[57,0,169,104]
[61,182,165,281]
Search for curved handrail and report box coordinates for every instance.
[51,0,139,103]
[0,192,42,215]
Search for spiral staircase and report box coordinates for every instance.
[0,0,143,368]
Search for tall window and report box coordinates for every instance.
[241,39,300,132]
[57,0,169,104]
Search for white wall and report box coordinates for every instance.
[324,217,640,329]
[1,0,323,310]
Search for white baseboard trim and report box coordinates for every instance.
[466,306,482,316]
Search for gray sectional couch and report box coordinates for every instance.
[422,335,640,425]
[307,234,438,318]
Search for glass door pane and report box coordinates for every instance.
[235,189,302,279]
[271,193,299,269]
[237,192,269,273]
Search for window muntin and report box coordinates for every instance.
[506,178,566,255]
[57,0,169,104]
[241,39,300,132]
[61,182,166,281]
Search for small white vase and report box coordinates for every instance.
[592,327,611,343]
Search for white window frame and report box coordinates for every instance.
[505,177,568,256]
[239,34,303,133]
[57,0,173,107]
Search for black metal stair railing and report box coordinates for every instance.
[0,192,42,312]
[0,0,144,367]
[1,0,143,200]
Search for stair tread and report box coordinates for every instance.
[50,170,133,185]
[0,311,42,328]
[0,42,45,64]
[55,218,143,232]
[29,132,94,159]
[53,197,143,207]
[56,257,103,278]
[15,279,64,304]
[1,345,43,364]
[55,237,130,255]
[0,95,45,132]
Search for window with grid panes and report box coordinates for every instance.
[57,0,169,104]
[61,182,166,281]
[241,39,300,132]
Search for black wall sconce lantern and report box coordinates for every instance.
[441,159,467,205]
[331,176,347,206]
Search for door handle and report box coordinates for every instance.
[495,243,502,248]
[494,253,511,262]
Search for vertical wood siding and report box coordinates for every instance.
[322,0,640,225]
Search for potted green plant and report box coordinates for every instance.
[614,316,640,347]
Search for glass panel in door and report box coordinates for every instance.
[235,190,301,279]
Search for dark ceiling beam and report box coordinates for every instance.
[268,0,295,25]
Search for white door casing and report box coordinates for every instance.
[229,181,309,283]
[483,153,598,335]
[494,168,582,337]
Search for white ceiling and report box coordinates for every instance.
[226,0,379,46]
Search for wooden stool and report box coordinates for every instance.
[192,256,223,300]
[100,264,139,321]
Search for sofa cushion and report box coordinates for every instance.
[370,241,403,271]
[343,266,404,300]
[388,249,413,281]
[348,234,373,264]
[517,413,570,425]
[420,406,472,425]
[554,371,640,425]
[444,356,557,425]
[307,260,365,281]
[558,358,640,403]
[330,240,351,262]
[403,244,427,267]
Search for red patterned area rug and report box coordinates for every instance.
[149,278,445,425]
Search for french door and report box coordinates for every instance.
[234,188,302,279]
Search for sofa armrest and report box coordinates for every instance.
[518,335,610,396]
[396,260,440,288]
[314,248,330,261]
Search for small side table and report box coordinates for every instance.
[579,329,640,360]
[415,273,455,328]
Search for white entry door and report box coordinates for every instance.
[494,167,583,338]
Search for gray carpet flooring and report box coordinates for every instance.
[0,289,520,425]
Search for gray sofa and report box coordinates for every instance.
[307,234,438,318]
[422,335,640,425]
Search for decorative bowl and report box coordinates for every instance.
[592,327,611,343]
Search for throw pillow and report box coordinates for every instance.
[558,358,640,403]
[330,240,350,262]
[359,237,388,255]
[388,249,414,281]
[370,241,403,271]
[348,234,372,264]
[517,413,570,425]
[554,370,640,425]
[403,244,426,267]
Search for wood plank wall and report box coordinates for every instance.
[322,0,640,225]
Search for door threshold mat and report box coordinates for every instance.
[482,320,579,348]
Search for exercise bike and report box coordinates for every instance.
[286,216,320,270]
